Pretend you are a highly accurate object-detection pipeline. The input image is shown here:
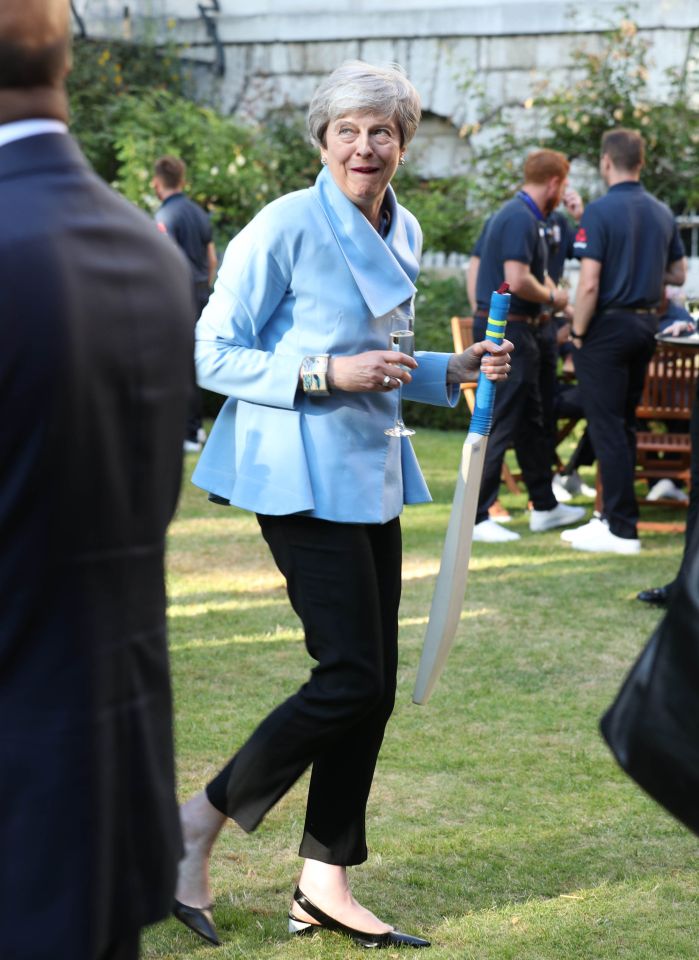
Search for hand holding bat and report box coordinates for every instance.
[446,338,513,385]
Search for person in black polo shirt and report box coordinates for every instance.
[471,149,586,543]
[561,128,686,554]
[153,155,218,453]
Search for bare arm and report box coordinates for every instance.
[504,260,568,311]
[466,255,480,313]
[571,258,601,341]
[664,256,687,288]
[207,242,218,287]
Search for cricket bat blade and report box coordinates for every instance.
[412,432,489,705]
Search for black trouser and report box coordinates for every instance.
[473,318,558,522]
[206,514,402,865]
[555,385,596,472]
[574,310,657,539]
[186,287,210,442]
[538,321,560,469]
[97,932,140,960]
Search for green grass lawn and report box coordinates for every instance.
[146,427,698,959]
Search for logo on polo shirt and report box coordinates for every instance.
[573,227,587,249]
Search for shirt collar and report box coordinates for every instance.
[0,119,68,150]
[608,180,643,192]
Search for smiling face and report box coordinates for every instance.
[323,112,404,226]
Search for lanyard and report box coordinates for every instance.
[516,190,545,222]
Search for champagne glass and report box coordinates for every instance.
[385,321,415,438]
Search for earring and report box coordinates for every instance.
[321,156,328,165]
[399,155,406,165]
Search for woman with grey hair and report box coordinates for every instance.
[173,60,512,950]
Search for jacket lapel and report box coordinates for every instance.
[312,166,418,318]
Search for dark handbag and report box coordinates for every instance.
[600,532,699,836]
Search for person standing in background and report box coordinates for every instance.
[470,149,586,542]
[153,155,217,452]
[0,3,195,958]
[562,128,686,555]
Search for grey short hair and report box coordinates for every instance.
[307,60,421,148]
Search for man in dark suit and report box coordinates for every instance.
[0,3,194,958]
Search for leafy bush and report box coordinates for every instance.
[403,274,472,431]
[459,8,699,216]
[394,169,477,254]
[68,37,184,182]
[110,88,270,242]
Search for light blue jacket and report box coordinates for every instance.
[192,167,459,523]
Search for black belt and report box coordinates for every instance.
[475,310,551,327]
[600,305,658,316]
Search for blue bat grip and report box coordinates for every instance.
[469,289,510,437]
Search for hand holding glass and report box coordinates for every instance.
[385,328,415,437]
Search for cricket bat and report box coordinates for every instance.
[413,283,510,705]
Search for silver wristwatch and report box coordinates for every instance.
[301,354,330,396]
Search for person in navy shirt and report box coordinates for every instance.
[470,150,585,542]
[153,155,217,452]
[562,128,686,554]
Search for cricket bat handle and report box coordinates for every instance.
[468,285,510,436]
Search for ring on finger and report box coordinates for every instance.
[382,375,392,387]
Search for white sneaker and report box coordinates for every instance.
[556,470,597,500]
[570,522,641,554]
[489,502,512,523]
[646,478,688,503]
[529,502,586,533]
[552,474,573,503]
[183,439,202,453]
[197,427,208,445]
[473,518,521,543]
[560,516,606,543]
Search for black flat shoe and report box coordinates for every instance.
[173,899,221,946]
[636,584,672,606]
[289,887,430,949]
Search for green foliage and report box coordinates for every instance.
[68,36,184,182]
[68,38,319,247]
[256,113,319,197]
[461,7,699,216]
[530,14,699,212]
[394,169,477,254]
[110,88,269,240]
[403,274,471,431]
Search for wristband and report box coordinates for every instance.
[570,329,587,341]
[549,288,555,306]
[301,354,330,395]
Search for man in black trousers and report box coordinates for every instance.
[0,3,195,958]
[563,128,686,555]
[471,149,586,542]
[153,155,217,453]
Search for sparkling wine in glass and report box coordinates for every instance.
[385,328,415,437]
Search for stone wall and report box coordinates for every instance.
[74,1,698,177]
[73,1,699,289]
